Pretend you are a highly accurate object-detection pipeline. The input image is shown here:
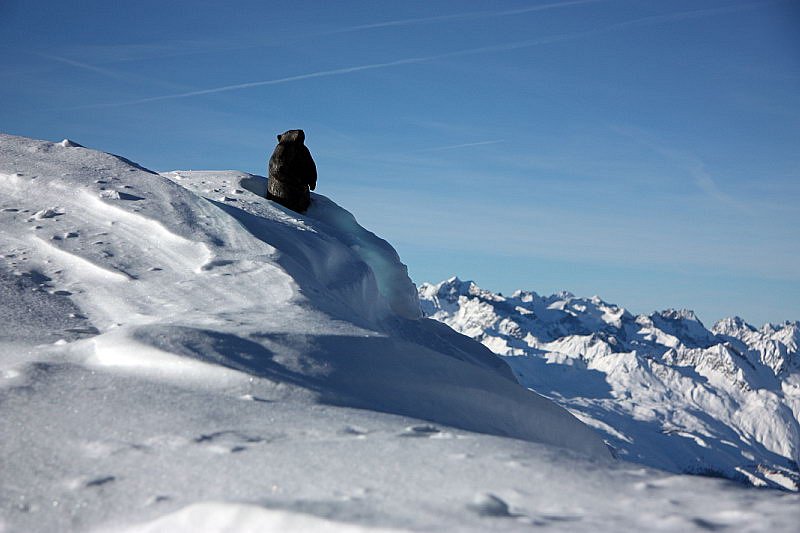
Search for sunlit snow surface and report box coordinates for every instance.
[420,278,800,491]
[0,133,798,532]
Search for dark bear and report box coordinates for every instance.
[266,129,317,213]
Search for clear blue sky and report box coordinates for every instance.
[1,0,798,326]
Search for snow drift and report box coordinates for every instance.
[0,132,672,532]
[0,133,610,457]
[2,133,798,532]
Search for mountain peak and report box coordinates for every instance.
[419,277,800,490]
[713,316,755,335]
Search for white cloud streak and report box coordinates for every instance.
[67,2,764,110]
[37,52,194,92]
[612,125,753,213]
[325,0,604,34]
[36,53,130,81]
[415,140,506,152]
[66,56,438,109]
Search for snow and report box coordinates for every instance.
[1,133,798,531]
[420,277,800,491]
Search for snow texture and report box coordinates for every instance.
[0,133,798,531]
[420,277,800,491]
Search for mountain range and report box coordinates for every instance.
[420,277,800,490]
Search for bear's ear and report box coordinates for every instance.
[277,134,282,142]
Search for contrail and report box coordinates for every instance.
[585,1,762,33]
[499,0,605,16]
[612,125,752,213]
[69,2,764,110]
[67,56,438,109]
[36,53,129,81]
[325,0,603,34]
[37,52,194,92]
[417,140,506,152]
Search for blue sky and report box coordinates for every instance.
[1,0,798,326]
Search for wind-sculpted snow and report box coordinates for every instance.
[420,277,800,490]
[3,134,799,531]
[0,133,702,532]
[1,134,612,455]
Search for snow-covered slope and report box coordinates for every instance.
[1,133,798,532]
[420,277,800,491]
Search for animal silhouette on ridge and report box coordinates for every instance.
[266,129,317,213]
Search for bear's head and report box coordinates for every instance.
[277,129,305,144]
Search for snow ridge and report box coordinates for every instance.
[0,133,619,531]
[420,277,800,490]
[4,133,799,531]
[0,134,608,459]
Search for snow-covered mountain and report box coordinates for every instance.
[420,277,800,491]
[1,133,798,532]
